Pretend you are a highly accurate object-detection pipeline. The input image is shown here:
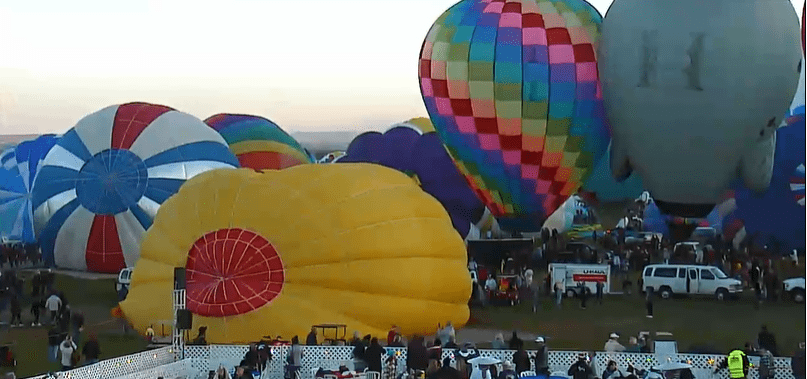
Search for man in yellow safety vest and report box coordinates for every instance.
[714,349,750,379]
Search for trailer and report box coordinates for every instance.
[549,263,611,298]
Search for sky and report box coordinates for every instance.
[0,0,804,135]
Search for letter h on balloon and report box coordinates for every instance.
[638,30,705,91]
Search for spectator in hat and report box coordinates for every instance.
[193,326,208,345]
[498,361,517,379]
[568,353,593,379]
[533,337,549,375]
[235,365,255,379]
[604,333,625,352]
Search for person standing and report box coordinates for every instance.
[82,333,101,366]
[44,292,61,325]
[757,325,778,356]
[47,327,61,363]
[645,287,654,318]
[554,281,563,309]
[533,337,549,375]
[715,348,750,379]
[567,353,593,379]
[792,342,805,379]
[30,296,43,326]
[9,295,22,327]
[579,282,589,309]
[365,338,385,373]
[596,281,604,305]
[59,335,77,371]
[757,348,775,379]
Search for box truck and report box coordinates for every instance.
[549,263,611,298]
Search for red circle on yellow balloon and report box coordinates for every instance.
[185,228,285,316]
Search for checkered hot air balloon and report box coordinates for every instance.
[791,164,805,207]
[205,114,312,171]
[0,135,59,243]
[32,102,240,273]
[418,0,609,232]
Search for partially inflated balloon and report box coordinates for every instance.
[419,0,609,232]
[120,165,470,343]
[733,112,806,252]
[338,126,486,238]
[33,103,239,273]
[0,135,59,243]
[599,0,802,217]
[205,114,311,170]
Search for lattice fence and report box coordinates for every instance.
[217,346,794,379]
[22,345,796,379]
[111,359,192,379]
[24,346,176,379]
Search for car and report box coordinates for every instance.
[642,264,742,300]
[116,267,133,292]
[783,277,805,303]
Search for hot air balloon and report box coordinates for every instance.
[0,135,59,243]
[732,111,806,253]
[32,102,239,273]
[120,165,471,343]
[205,114,312,171]
[392,117,437,134]
[338,125,486,238]
[419,0,610,232]
[599,0,802,218]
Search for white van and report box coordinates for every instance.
[642,264,742,300]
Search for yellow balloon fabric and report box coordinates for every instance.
[120,164,471,343]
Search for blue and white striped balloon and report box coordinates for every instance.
[32,102,240,273]
[0,135,59,243]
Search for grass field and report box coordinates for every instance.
[0,273,148,378]
[2,267,804,378]
[467,291,805,356]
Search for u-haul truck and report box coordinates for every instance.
[549,263,611,298]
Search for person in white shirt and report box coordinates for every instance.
[470,364,493,379]
[604,333,626,352]
[45,294,61,324]
[485,276,497,292]
[59,335,77,371]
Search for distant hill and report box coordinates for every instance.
[291,131,362,158]
[0,134,39,151]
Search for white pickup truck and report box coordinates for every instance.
[783,277,805,303]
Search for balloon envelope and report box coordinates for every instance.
[121,165,471,343]
[419,0,610,232]
[599,0,802,217]
[0,135,59,243]
[33,102,239,273]
[338,126,485,238]
[205,114,311,170]
[733,113,806,253]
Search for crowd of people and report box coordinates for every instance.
[0,242,42,269]
[0,269,102,375]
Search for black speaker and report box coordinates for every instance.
[176,309,192,330]
[174,267,186,290]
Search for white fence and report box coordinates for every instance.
[183,346,795,379]
[24,345,795,379]
[24,346,176,379]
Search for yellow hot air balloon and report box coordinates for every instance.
[119,164,471,343]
